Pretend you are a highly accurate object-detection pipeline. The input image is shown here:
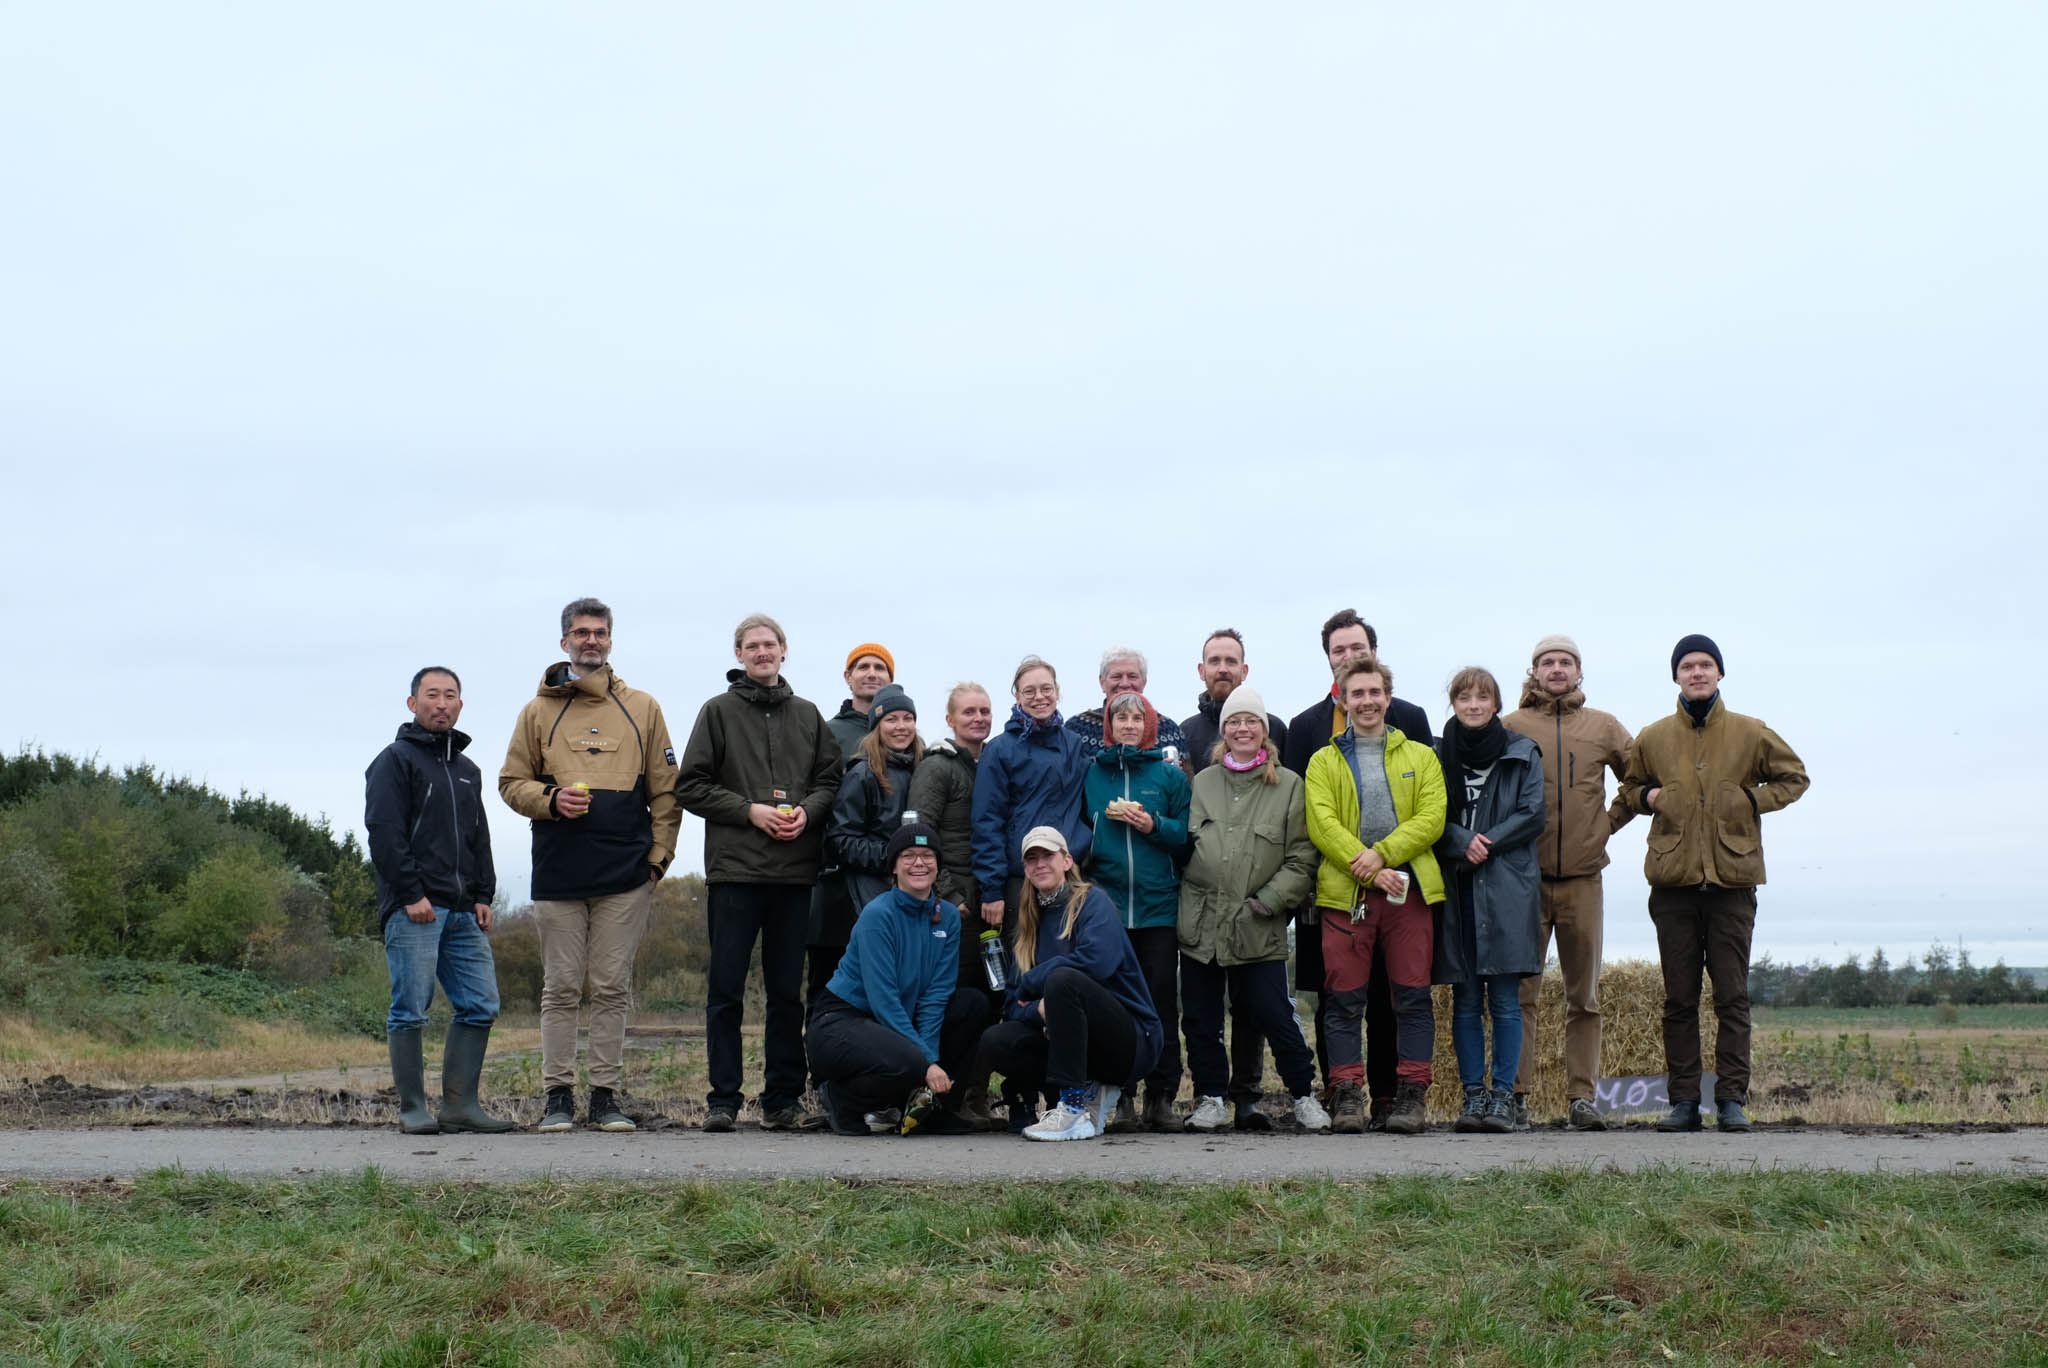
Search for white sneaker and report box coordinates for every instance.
[1293,1093,1333,1132]
[1089,1083,1122,1132]
[863,1108,902,1135]
[1022,1102,1100,1142]
[1186,1095,1231,1131]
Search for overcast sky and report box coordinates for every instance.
[5,5,2043,967]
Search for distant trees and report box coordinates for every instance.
[1751,944,2045,1008]
[0,748,378,977]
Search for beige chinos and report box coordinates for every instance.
[536,882,652,1091]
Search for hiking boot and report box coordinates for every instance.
[539,1086,576,1133]
[1185,1095,1231,1132]
[1106,1092,1140,1134]
[1382,1081,1428,1136]
[436,1022,518,1133]
[1512,1092,1532,1132]
[816,1083,870,1137]
[759,1100,807,1131]
[386,1028,439,1135]
[1293,1093,1332,1133]
[587,1087,635,1132]
[863,1107,902,1135]
[1657,1100,1703,1132]
[957,1085,996,1131]
[1022,1100,1098,1142]
[1330,1082,1367,1135]
[1367,1095,1393,1132]
[1141,1090,1178,1132]
[1480,1087,1515,1134]
[701,1104,738,1134]
[795,1088,830,1131]
[1234,1101,1274,1132]
[1567,1098,1607,1132]
[1453,1084,1488,1133]
[1715,1099,1752,1132]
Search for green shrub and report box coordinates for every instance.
[0,844,74,955]
[153,848,289,966]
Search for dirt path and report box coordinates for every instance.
[4,1125,2043,1183]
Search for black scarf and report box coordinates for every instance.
[1448,716,1510,771]
[1684,692,1719,727]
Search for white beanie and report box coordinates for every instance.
[1219,684,1268,726]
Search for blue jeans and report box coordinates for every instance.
[384,905,500,1034]
[1451,974,1522,1092]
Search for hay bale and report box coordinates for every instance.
[1420,959,1718,1122]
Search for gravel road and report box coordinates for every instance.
[5,1125,2043,1183]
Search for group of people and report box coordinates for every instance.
[361,599,1809,1141]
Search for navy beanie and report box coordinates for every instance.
[1670,634,1725,680]
[884,821,941,869]
[870,684,916,722]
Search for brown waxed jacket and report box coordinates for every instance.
[1503,685,1635,879]
[499,663,682,901]
[1618,694,1810,888]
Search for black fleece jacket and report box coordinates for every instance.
[365,722,496,925]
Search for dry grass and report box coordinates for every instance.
[0,1015,537,1089]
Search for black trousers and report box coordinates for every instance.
[705,882,809,1112]
[1181,955,1317,1100]
[973,966,1141,1096]
[1127,926,1181,1096]
[805,990,991,1115]
[1227,985,1266,1106]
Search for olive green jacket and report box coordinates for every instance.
[1619,695,1809,888]
[1177,763,1316,967]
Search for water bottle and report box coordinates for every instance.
[979,929,1007,992]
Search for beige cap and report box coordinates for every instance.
[1020,825,1070,857]
[1531,634,1581,665]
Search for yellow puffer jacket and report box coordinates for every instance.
[1303,727,1446,911]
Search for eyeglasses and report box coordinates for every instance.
[1017,685,1057,700]
[897,851,937,864]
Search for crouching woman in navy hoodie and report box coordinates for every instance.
[966,826,1163,1141]
[807,822,991,1135]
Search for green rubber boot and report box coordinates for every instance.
[437,1022,519,1133]
[388,1028,440,1135]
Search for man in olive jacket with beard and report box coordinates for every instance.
[1620,634,1809,1134]
[1501,634,1634,1132]
[676,612,843,1133]
[501,598,681,1134]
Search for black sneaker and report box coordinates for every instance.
[701,1105,738,1133]
[587,1087,635,1132]
[1234,1101,1274,1133]
[1512,1092,1533,1132]
[538,1086,576,1133]
[1657,1100,1703,1132]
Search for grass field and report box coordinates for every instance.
[10,994,2046,1128]
[4,1168,2046,1366]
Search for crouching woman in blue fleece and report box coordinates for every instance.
[806,822,992,1135]
[967,826,1163,1141]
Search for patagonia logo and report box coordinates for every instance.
[664,747,677,767]
[1401,771,1415,778]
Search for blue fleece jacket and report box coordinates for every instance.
[1081,745,1190,930]
[1008,885,1163,1082]
[970,706,1093,903]
[825,887,963,1063]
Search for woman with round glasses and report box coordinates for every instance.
[806,821,991,1136]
